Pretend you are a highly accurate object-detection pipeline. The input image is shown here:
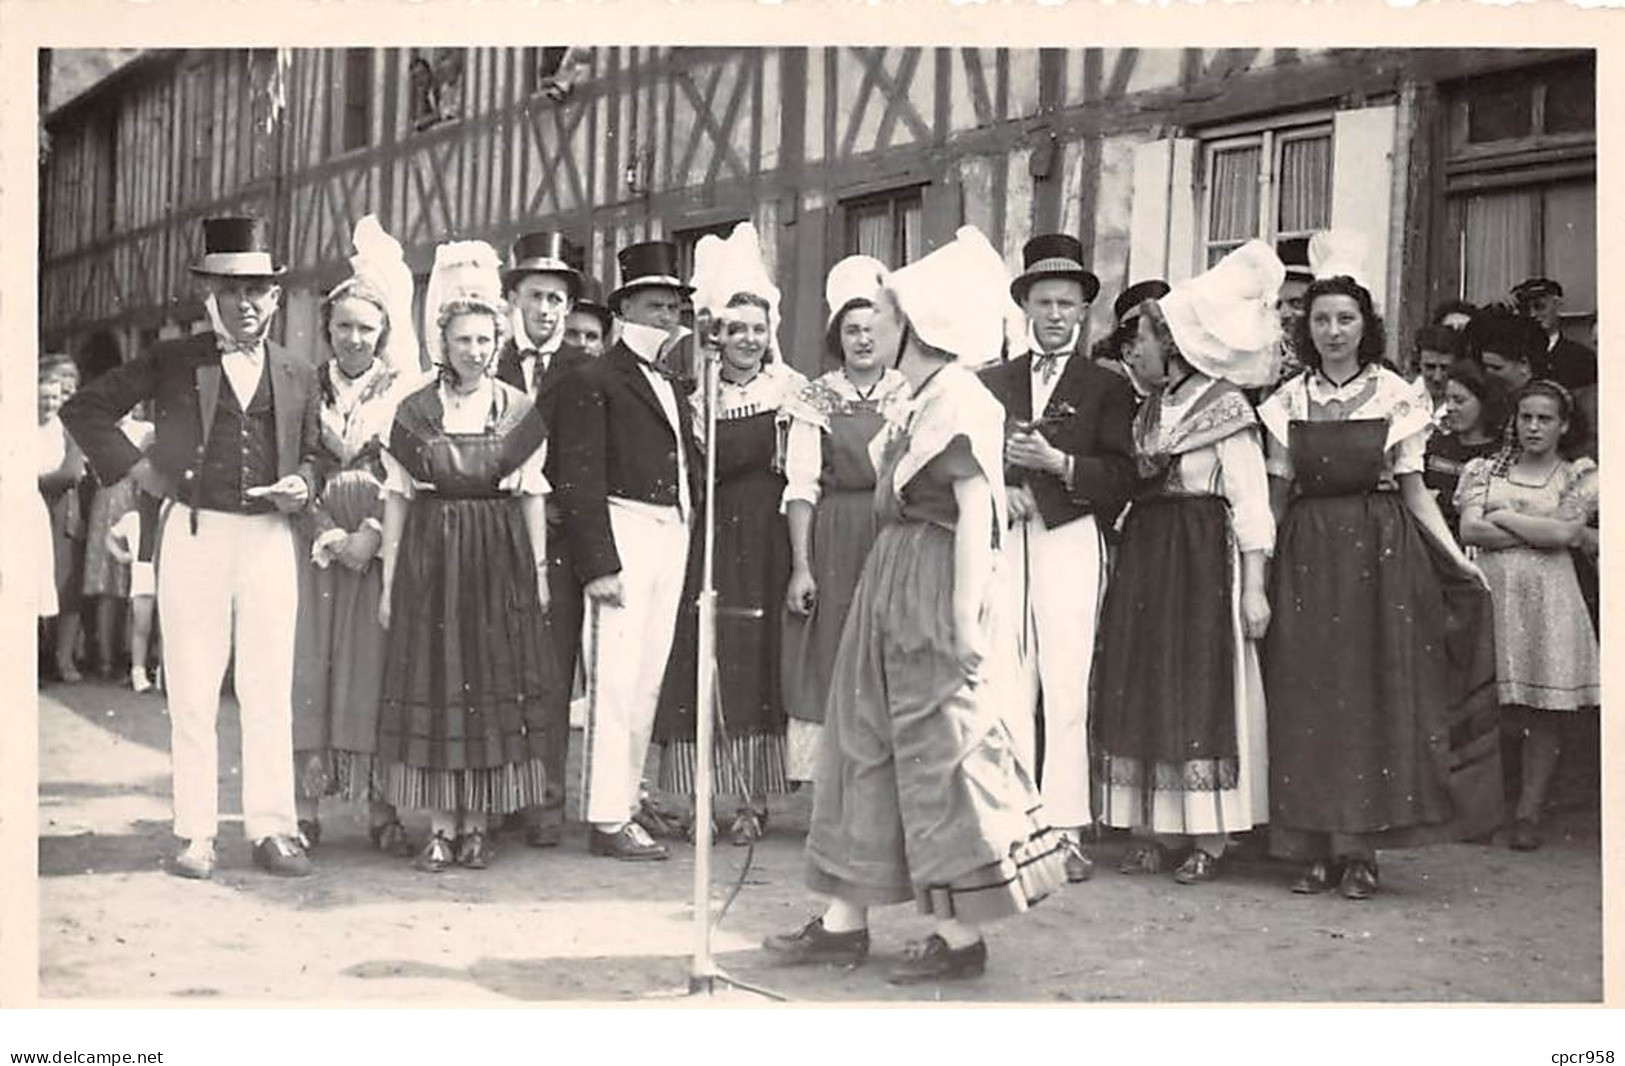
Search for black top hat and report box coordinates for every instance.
[1277,236,1313,282]
[189,216,285,278]
[609,241,695,308]
[1113,279,1171,325]
[570,276,614,333]
[1010,234,1100,305]
[1511,277,1563,303]
[504,231,585,297]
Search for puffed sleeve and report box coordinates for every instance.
[501,440,552,497]
[1556,458,1599,521]
[1215,428,1274,556]
[1453,456,1493,517]
[1389,424,1428,477]
[780,417,823,511]
[379,447,416,499]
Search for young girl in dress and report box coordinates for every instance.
[1456,381,1600,851]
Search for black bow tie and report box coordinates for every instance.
[1033,350,1068,384]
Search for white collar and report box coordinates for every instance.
[1026,322,1082,362]
[620,320,671,366]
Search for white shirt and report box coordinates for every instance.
[512,310,564,395]
[1026,322,1081,418]
[222,343,266,409]
[621,321,691,520]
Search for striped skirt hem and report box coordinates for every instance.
[380,758,547,815]
[659,732,789,798]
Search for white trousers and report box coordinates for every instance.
[579,502,690,826]
[157,509,299,843]
[998,513,1105,829]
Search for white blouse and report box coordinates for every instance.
[781,369,909,509]
[1257,364,1431,484]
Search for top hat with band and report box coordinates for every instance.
[609,241,695,309]
[1010,233,1100,306]
[189,216,285,278]
[504,231,585,297]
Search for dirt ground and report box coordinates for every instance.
[36,679,1603,1004]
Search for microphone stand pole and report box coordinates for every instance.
[689,329,723,995]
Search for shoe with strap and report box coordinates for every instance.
[886,934,988,985]
[252,834,313,878]
[761,917,869,967]
[589,822,669,861]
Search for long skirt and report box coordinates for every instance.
[292,552,389,804]
[1091,495,1268,835]
[1266,491,1501,859]
[783,486,879,781]
[805,520,1067,925]
[376,495,561,814]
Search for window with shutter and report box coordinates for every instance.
[1199,120,1332,269]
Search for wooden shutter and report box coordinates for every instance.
[1330,104,1398,314]
[921,171,965,255]
[1128,136,1197,284]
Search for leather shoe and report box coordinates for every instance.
[589,823,669,861]
[457,829,493,869]
[1291,859,1345,895]
[632,800,686,840]
[762,917,869,967]
[1064,845,1095,883]
[1117,842,1168,875]
[171,838,216,880]
[886,935,987,985]
[297,818,321,851]
[415,832,456,873]
[1173,849,1218,885]
[368,819,413,857]
[1339,859,1379,901]
[252,835,313,877]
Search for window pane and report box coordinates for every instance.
[1462,189,1539,304]
[1542,180,1596,316]
[1277,134,1332,234]
[1208,145,1261,244]
[1467,82,1532,143]
[847,203,890,262]
[1544,64,1595,135]
[898,196,923,266]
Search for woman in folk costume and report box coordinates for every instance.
[291,216,428,853]
[654,224,808,844]
[780,255,910,786]
[376,240,564,873]
[764,227,1067,985]
[1090,241,1279,885]
[1259,231,1499,900]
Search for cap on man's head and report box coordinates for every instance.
[1511,277,1563,305]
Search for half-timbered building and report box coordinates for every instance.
[41,46,1595,376]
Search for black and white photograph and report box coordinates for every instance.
[5,10,1617,1058]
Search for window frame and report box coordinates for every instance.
[1198,114,1334,270]
[839,183,926,270]
[332,48,374,157]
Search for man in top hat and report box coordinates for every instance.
[61,215,325,880]
[978,233,1137,882]
[552,240,704,861]
[1511,276,1596,391]
[492,231,597,849]
[564,276,613,357]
